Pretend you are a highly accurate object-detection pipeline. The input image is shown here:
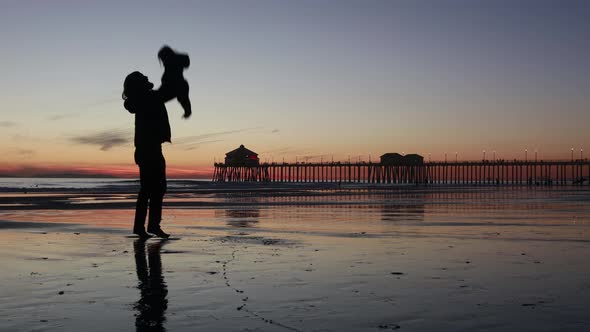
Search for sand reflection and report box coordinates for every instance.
[134,239,168,331]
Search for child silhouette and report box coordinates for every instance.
[158,45,191,118]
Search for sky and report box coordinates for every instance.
[0,0,589,177]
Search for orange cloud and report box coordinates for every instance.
[0,163,214,179]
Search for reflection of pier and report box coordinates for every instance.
[213,160,590,185]
[224,208,260,228]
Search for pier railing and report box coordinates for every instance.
[212,160,590,185]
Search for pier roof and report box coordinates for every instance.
[226,144,258,157]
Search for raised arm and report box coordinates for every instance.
[155,83,176,103]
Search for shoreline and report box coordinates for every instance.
[2,178,590,193]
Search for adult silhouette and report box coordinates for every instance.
[123,71,180,238]
[133,239,168,331]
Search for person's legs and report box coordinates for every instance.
[133,189,149,234]
[147,149,169,238]
[148,193,163,229]
[133,151,151,237]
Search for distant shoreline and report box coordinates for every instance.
[1,178,589,195]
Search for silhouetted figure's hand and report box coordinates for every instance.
[182,110,192,119]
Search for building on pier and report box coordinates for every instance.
[404,154,424,165]
[224,144,259,166]
[380,153,404,164]
[380,153,424,165]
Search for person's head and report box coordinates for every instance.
[122,71,153,100]
[157,45,175,65]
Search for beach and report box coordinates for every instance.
[1,180,590,331]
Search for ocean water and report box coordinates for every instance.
[0,177,212,191]
[0,177,136,190]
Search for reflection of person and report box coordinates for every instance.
[158,45,192,119]
[123,68,188,238]
[134,239,168,331]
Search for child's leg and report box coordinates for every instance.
[178,94,191,114]
[177,80,191,115]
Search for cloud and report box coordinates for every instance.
[47,113,77,121]
[70,126,259,152]
[11,134,27,141]
[81,97,120,108]
[271,129,280,134]
[15,149,35,156]
[173,127,264,151]
[70,129,131,151]
[183,139,224,151]
[174,127,261,145]
[260,146,303,155]
[0,121,17,127]
[46,96,120,121]
[11,134,42,142]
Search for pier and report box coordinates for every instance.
[212,160,590,185]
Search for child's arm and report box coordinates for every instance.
[155,81,176,103]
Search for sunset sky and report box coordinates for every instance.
[1,0,589,178]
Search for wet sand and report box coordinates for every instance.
[1,184,590,331]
